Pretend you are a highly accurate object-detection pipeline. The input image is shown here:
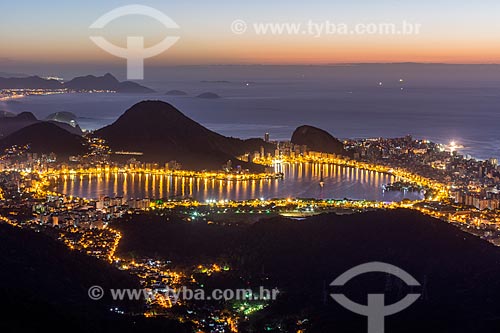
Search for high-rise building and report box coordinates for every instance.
[264,133,270,142]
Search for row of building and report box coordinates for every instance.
[451,190,500,211]
[32,195,153,229]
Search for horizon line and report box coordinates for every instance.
[3,62,500,78]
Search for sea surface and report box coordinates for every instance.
[2,65,500,161]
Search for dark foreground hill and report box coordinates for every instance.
[96,101,274,170]
[0,112,37,138]
[291,125,348,156]
[0,223,191,332]
[0,122,86,157]
[113,209,500,332]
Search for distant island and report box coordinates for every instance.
[0,73,155,93]
[196,92,221,99]
[165,90,188,96]
[64,73,155,93]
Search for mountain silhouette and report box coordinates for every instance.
[65,73,155,93]
[0,122,86,157]
[291,125,348,156]
[0,112,82,138]
[96,101,273,170]
[0,73,154,93]
[0,75,62,89]
[166,90,188,96]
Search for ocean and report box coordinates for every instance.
[2,64,500,160]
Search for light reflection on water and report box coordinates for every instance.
[54,162,423,202]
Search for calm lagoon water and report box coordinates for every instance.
[53,162,422,202]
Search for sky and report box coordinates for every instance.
[1,0,500,75]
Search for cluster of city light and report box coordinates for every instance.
[0,88,68,101]
[15,164,500,253]
[413,204,500,228]
[4,155,500,332]
[148,197,416,215]
[445,140,464,154]
[6,152,499,251]
[4,162,481,237]
[197,263,230,275]
[27,174,51,199]
[116,258,188,309]
[235,302,266,317]
[107,228,122,263]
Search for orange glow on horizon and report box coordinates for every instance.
[2,34,500,65]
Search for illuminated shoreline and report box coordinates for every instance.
[43,167,283,181]
[258,155,449,199]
